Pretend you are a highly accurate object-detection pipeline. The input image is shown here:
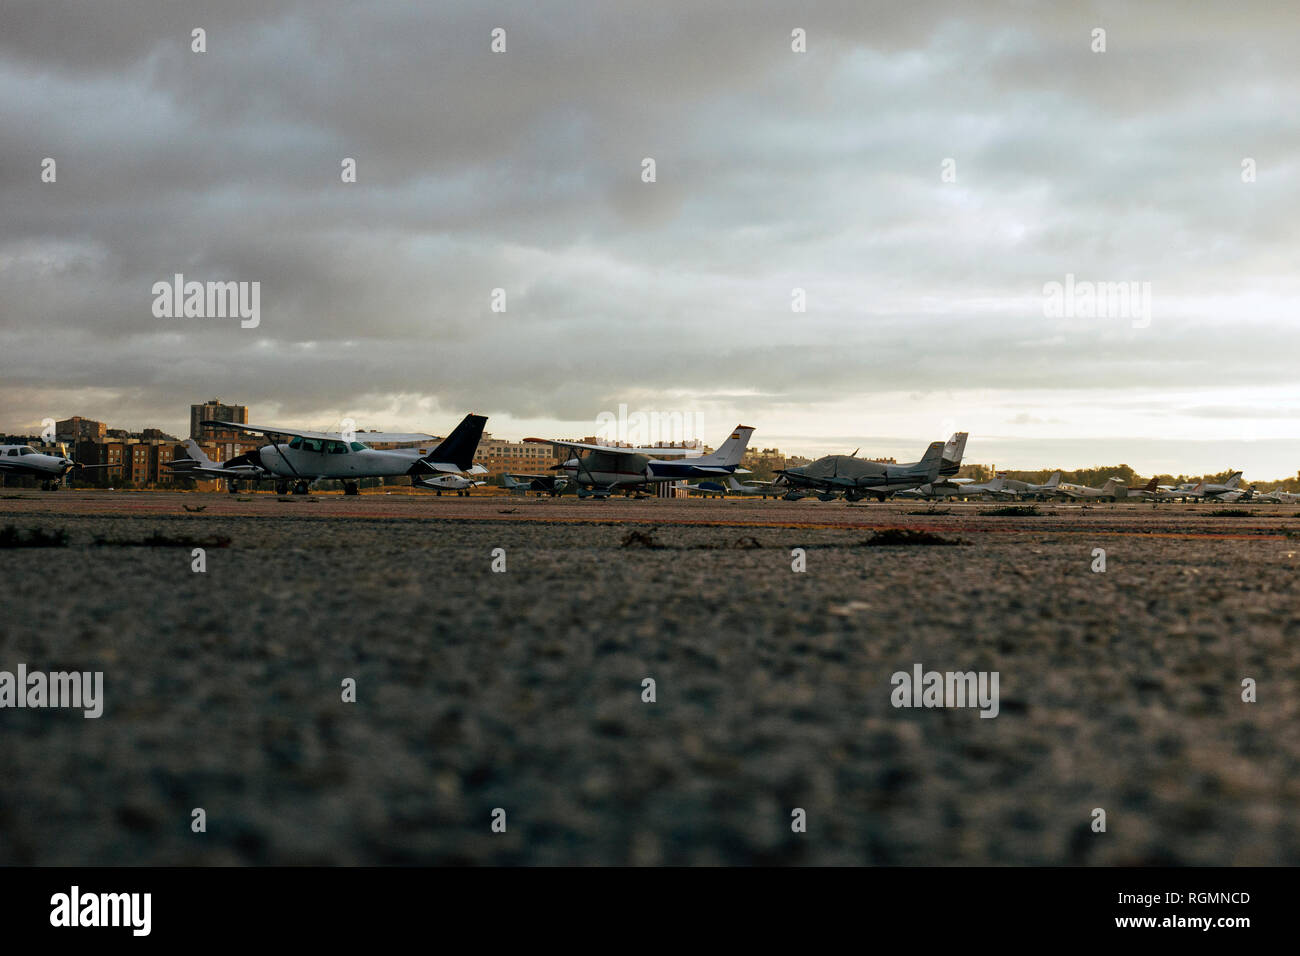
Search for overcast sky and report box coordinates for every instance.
[2,1,1298,477]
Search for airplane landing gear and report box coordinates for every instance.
[343,481,360,496]
[292,481,310,495]
[275,481,290,495]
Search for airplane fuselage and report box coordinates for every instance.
[257,441,433,480]
[558,450,740,489]
[0,445,75,479]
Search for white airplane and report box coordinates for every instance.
[419,474,485,496]
[0,443,110,490]
[200,414,487,495]
[523,425,754,499]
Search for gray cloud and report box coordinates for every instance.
[2,1,1299,472]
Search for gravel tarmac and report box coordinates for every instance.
[1,491,1298,865]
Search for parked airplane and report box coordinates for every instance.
[522,426,755,499]
[896,475,1015,501]
[201,414,487,495]
[776,432,968,502]
[721,475,779,497]
[501,473,569,496]
[420,474,484,496]
[690,475,779,498]
[1053,477,1126,501]
[167,439,272,492]
[688,480,728,498]
[1254,487,1300,504]
[0,443,110,490]
[1156,471,1244,502]
[1123,477,1161,500]
[984,471,1062,499]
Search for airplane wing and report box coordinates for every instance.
[0,459,52,477]
[201,420,439,443]
[167,462,264,478]
[522,437,698,457]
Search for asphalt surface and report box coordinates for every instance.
[1,490,1298,865]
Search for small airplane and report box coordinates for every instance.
[776,432,968,502]
[984,471,1062,499]
[897,475,1016,501]
[720,475,779,497]
[166,439,273,493]
[1121,476,1161,500]
[1253,487,1300,504]
[522,425,755,499]
[501,473,570,496]
[1052,477,1127,501]
[200,413,487,495]
[1157,471,1244,502]
[419,474,485,496]
[0,443,111,490]
[689,476,778,498]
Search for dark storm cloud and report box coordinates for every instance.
[2,1,1299,449]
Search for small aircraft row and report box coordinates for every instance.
[896,471,1264,503]
[4,416,1294,504]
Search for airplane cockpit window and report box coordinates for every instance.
[327,441,348,454]
[302,438,324,453]
[288,437,303,449]
[349,442,368,452]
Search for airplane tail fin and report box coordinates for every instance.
[1046,471,1061,488]
[940,431,968,475]
[726,476,748,491]
[420,414,487,472]
[1225,471,1243,489]
[1100,478,1123,495]
[1143,476,1158,492]
[695,425,754,467]
[917,440,946,481]
[182,439,214,467]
